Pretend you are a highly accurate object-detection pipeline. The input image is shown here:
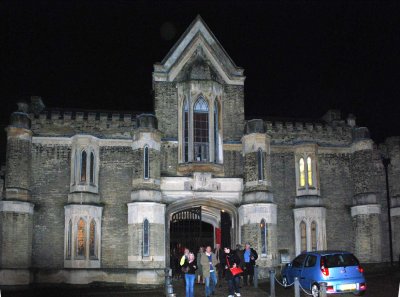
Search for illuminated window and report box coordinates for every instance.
[258,148,264,181]
[143,219,150,257]
[299,158,305,187]
[77,218,86,258]
[66,220,72,259]
[144,145,150,179]
[193,97,209,162]
[311,221,317,251]
[300,221,307,252]
[80,151,87,182]
[260,219,267,255]
[307,157,313,187]
[89,219,96,259]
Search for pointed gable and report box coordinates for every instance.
[153,15,245,85]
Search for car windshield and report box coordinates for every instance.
[322,253,359,268]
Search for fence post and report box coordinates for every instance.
[320,282,327,297]
[294,277,300,297]
[164,268,174,296]
[269,269,275,297]
[253,265,259,288]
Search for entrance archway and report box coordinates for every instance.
[165,198,239,267]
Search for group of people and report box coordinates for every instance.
[178,243,258,297]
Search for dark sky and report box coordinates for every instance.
[1,1,400,164]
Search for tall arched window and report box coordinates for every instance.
[144,145,150,179]
[307,157,313,187]
[260,219,267,255]
[299,158,305,187]
[311,221,317,251]
[80,151,87,182]
[258,148,264,181]
[77,218,86,258]
[183,99,189,162]
[66,220,72,259]
[143,219,150,257]
[89,152,95,184]
[300,221,307,252]
[89,219,96,258]
[214,100,219,163]
[193,97,209,162]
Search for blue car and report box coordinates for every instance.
[282,251,366,296]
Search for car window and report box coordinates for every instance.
[293,254,307,268]
[322,253,359,268]
[304,255,317,267]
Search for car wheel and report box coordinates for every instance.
[311,283,320,297]
[353,291,366,296]
[282,276,289,288]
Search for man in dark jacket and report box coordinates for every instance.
[221,246,241,297]
[242,242,258,286]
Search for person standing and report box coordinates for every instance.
[200,245,218,297]
[214,243,224,286]
[196,246,204,284]
[234,244,244,287]
[180,248,190,282]
[242,242,258,286]
[182,252,197,297]
[221,246,241,297]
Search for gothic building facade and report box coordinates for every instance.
[0,16,399,286]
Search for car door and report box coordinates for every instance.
[300,254,318,290]
[289,254,307,284]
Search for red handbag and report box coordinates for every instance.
[226,256,243,276]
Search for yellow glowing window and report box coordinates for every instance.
[307,157,313,186]
[77,218,86,257]
[299,158,305,187]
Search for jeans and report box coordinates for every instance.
[228,276,241,295]
[185,273,195,297]
[204,271,217,296]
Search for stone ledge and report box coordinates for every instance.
[0,269,32,285]
[351,204,381,216]
[177,162,224,176]
[0,201,34,214]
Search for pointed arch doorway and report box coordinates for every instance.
[166,199,238,267]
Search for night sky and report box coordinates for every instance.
[1,1,400,164]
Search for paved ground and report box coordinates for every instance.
[1,271,399,297]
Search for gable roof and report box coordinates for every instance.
[153,15,245,85]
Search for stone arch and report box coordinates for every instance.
[165,198,239,266]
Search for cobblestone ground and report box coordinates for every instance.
[1,272,399,297]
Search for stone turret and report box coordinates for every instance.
[239,119,277,276]
[350,128,383,263]
[127,114,165,284]
[0,101,34,285]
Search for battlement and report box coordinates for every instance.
[263,119,354,146]
[31,109,150,138]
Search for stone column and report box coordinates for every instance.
[0,102,34,285]
[351,134,382,263]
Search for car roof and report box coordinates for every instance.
[301,250,354,256]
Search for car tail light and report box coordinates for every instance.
[359,283,366,290]
[320,258,329,276]
[326,285,334,293]
[358,265,364,273]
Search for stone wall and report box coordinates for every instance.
[31,143,70,268]
[154,82,178,140]
[160,142,178,176]
[223,149,243,178]
[5,137,31,190]
[223,85,245,142]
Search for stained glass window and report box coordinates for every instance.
[214,100,219,163]
[89,152,95,184]
[77,218,86,258]
[183,99,189,162]
[67,220,72,259]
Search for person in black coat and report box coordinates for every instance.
[221,247,241,297]
[242,242,258,286]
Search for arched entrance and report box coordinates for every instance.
[165,198,239,267]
